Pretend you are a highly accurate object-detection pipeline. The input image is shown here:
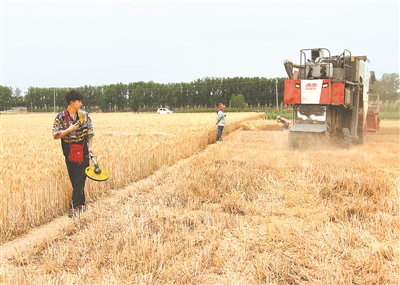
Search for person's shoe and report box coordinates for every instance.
[68,208,77,218]
[77,204,87,213]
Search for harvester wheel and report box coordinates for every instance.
[341,128,351,149]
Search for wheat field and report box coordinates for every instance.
[0,112,264,242]
[0,113,399,284]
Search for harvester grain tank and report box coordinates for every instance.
[283,48,379,148]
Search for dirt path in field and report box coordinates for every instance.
[0,215,70,260]
[0,181,145,262]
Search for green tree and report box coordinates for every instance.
[373,73,399,102]
[114,83,129,111]
[55,88,68,110]
[130,92,140,112]
[230,94,245,108]
[81,85,98,111]
[128,82,143,112]
[25,87,46,111]
[0,85,13,110]
[12,88,25,107]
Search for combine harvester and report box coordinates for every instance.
[283,48,380,148]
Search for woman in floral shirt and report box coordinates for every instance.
[52,89,95,218]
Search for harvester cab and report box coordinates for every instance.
[283,48,379,149]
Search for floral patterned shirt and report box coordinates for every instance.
[52,109,94,143]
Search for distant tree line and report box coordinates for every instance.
[0,77,284,112]
[0,74,398,112]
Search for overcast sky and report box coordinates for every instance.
[1,0,399,94]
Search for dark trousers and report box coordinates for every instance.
[217,125,224,141]
[65,156,89,209]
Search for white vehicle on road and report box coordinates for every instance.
[157,108,173,114]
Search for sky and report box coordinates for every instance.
[1,0,399,95]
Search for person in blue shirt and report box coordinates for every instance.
[216,103,226,142]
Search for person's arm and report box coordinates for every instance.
[87,135,94,155]
[86,112,95,154]
[58,123,79,139]
[216,111,222,125]
[52,114,79,139]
